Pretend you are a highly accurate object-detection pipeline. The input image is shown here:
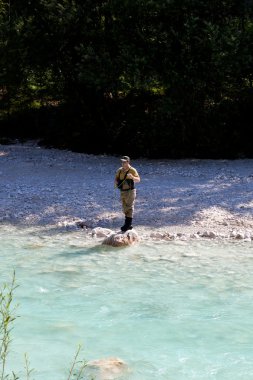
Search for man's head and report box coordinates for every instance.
[120,156,130,163]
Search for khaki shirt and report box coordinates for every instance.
[115,166,139,190]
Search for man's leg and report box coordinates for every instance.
[121,190,136,231]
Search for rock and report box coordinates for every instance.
[201,231,216,238]
[165,233,177,240]
[191,233,200,239]
[235,232,244,240]
[102,230,140,247]
[244,231,251,240]
[150,232,165,239]
[85,357,128,380]
[76,220,93,229]
[76,221,87,229]
[178,234,188,241]
[230,230,237,238]
[92,227,114,238]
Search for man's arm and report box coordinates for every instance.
[114,170,120,187]
[127,170,140,183]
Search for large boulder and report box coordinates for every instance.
[102,230,140,247]
[85,357,128,380]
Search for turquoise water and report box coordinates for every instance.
[1,226,253,380]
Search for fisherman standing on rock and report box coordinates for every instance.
[115,156,140,232]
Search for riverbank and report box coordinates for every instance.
[1,142,253,241]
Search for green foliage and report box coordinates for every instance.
[1,0,253,157]
[67,345,87,380]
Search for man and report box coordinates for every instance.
[115,156,140,232]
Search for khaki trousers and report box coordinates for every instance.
[120,189,136,218]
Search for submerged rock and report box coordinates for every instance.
[102,230,140,247]
[85,357,128,380]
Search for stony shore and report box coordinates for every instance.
[1,142,253,241]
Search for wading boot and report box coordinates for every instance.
[121,217,127,232]
[121,217,133,232]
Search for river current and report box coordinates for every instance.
[1,225,253,380]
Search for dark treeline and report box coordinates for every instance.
[1,0,253,158]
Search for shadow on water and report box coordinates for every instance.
[56,244,124,259]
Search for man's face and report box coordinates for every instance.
[122,160,129,168]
